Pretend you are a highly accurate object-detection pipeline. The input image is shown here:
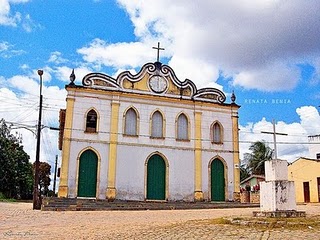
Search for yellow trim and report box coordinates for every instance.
[144,152,169,201]
[149,109,166,138]
[194,111,203,201]
[208,156,228,201]
[58,97,75,197]
[66,86,239,111]
[123,74,149,91]
[106,100,120,200]
[232,108,240,194]
[75,147,101,198]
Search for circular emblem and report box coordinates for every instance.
[149,75,167,93]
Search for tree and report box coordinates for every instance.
[0,119,33,199]
[33,162,51,196]
[244,140,273,175]
[240,163,250,182]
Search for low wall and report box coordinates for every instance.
[240,192,260,203]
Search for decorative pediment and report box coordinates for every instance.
[81,62,226,104]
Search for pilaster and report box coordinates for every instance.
[58,97,75,197]
[231,107,240,196]
[106,100,120,201]
[194,111,203,201]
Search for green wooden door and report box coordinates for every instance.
[147,154,166,200]
[78,150,98,197]
[211,159,225,201]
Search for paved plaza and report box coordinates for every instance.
[1,202,320,239]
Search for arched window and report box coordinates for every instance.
[177,113,188,140]
[124,108,137,136]
[151,111,163,138]
[212,122,223,144]
[86,109,97,133]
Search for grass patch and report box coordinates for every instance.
[207,216,320,230]
[0,192,16,202]
[209,217,232,225]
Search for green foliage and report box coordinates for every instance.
[240,163,250,181]
[243,140,273,175]
[0,119,34,199]
[33,162,51,196]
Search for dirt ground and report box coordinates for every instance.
[1,202,320,239]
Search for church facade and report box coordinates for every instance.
[58,61,240,202]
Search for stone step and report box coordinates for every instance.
[42,197,259,211]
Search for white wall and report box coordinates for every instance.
[66,90,236,201]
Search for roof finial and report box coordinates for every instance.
[69,69,76,85]
[231,90,236,103]
[152,42,165,62]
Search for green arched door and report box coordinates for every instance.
[211,159,225,201]
[78,150,98,197]
[147,154,166,200]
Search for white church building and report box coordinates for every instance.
[58,60,240,202]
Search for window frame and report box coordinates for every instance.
[211,121,223,144]
[85,109,98,133]
[123,107,139,137]
[150,110,165,139]
[176,113,189,141]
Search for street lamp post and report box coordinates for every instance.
[33,69,43,210]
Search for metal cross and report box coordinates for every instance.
[261,119,288,160]
[152,42,165,62]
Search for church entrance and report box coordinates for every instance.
[211,158,225,201]
[147,154,166,200]
[77,150,98,198]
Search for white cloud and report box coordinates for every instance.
[0,0,28,26]
[48,51,68,65]
[0,41,25,58]
[296,106,320,134]
[54,66,92,84]
[169,56,221,90]
[240,106,320,163]
[0,1,38,32]
[0,71,66,167]
[77,0,320,92]
[233,61,300,91]
[78,39,155,69]
[21,13,41,33]
[0,41,10,51]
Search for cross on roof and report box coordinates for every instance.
[261,119,288,160]
[152,42,165,62]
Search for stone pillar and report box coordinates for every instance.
[260,160,296,211]
[254,159,305,217]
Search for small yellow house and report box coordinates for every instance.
[288,157,320,203]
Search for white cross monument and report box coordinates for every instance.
[254,120,305,217]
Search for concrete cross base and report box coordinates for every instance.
[260,180,296,211]
[253,210,306,218]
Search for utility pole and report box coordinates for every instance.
[261,119,288,160]
[33,69,43,210]
[53,155,58,195]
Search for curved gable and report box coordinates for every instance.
[81,62,226,104]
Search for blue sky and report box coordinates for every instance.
[1,0,320,173]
